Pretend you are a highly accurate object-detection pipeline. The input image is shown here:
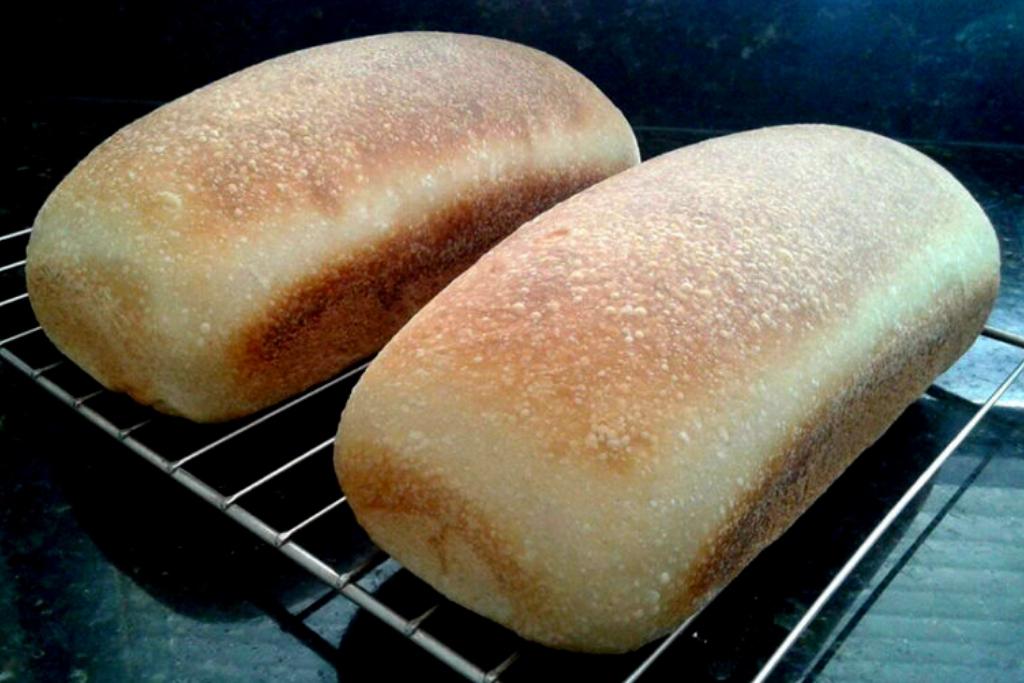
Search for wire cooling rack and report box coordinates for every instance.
[2,223,1023,682]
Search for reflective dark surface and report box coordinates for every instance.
[1,109,1022,682]
[7,1,1024,144]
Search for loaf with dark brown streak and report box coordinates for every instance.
[334,124,999,652]
[26,32,639,421]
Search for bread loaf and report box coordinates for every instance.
[26,32,639,422]
[334,125,999,652]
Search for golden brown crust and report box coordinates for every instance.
[26,256,158,403]
[40,33,629,247]
[334,124,1000,652]
[26,32,639,421]
[339,438,553,630]
[227,165,618,419]
[675,276,996,622]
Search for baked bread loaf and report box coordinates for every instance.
[334,125,999,652]
[26,32,639,422]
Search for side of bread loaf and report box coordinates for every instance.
[26,32,639,421]
[334,124,999,652]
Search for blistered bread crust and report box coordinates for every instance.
[335,125,999,652]
[26,32,639,421]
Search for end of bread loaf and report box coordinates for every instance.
[335,124,999,651]
[26,32,639,421]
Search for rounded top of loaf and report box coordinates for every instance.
[33,31,631,251]
[26,31,638,421]
[359,125,998,476]
[337,124,999,651]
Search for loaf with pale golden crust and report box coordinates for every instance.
[26,32,639,422]
[334,125,999,653]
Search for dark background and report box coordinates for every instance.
[5,0,1024,144]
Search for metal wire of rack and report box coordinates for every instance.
[2,223,1023,682]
